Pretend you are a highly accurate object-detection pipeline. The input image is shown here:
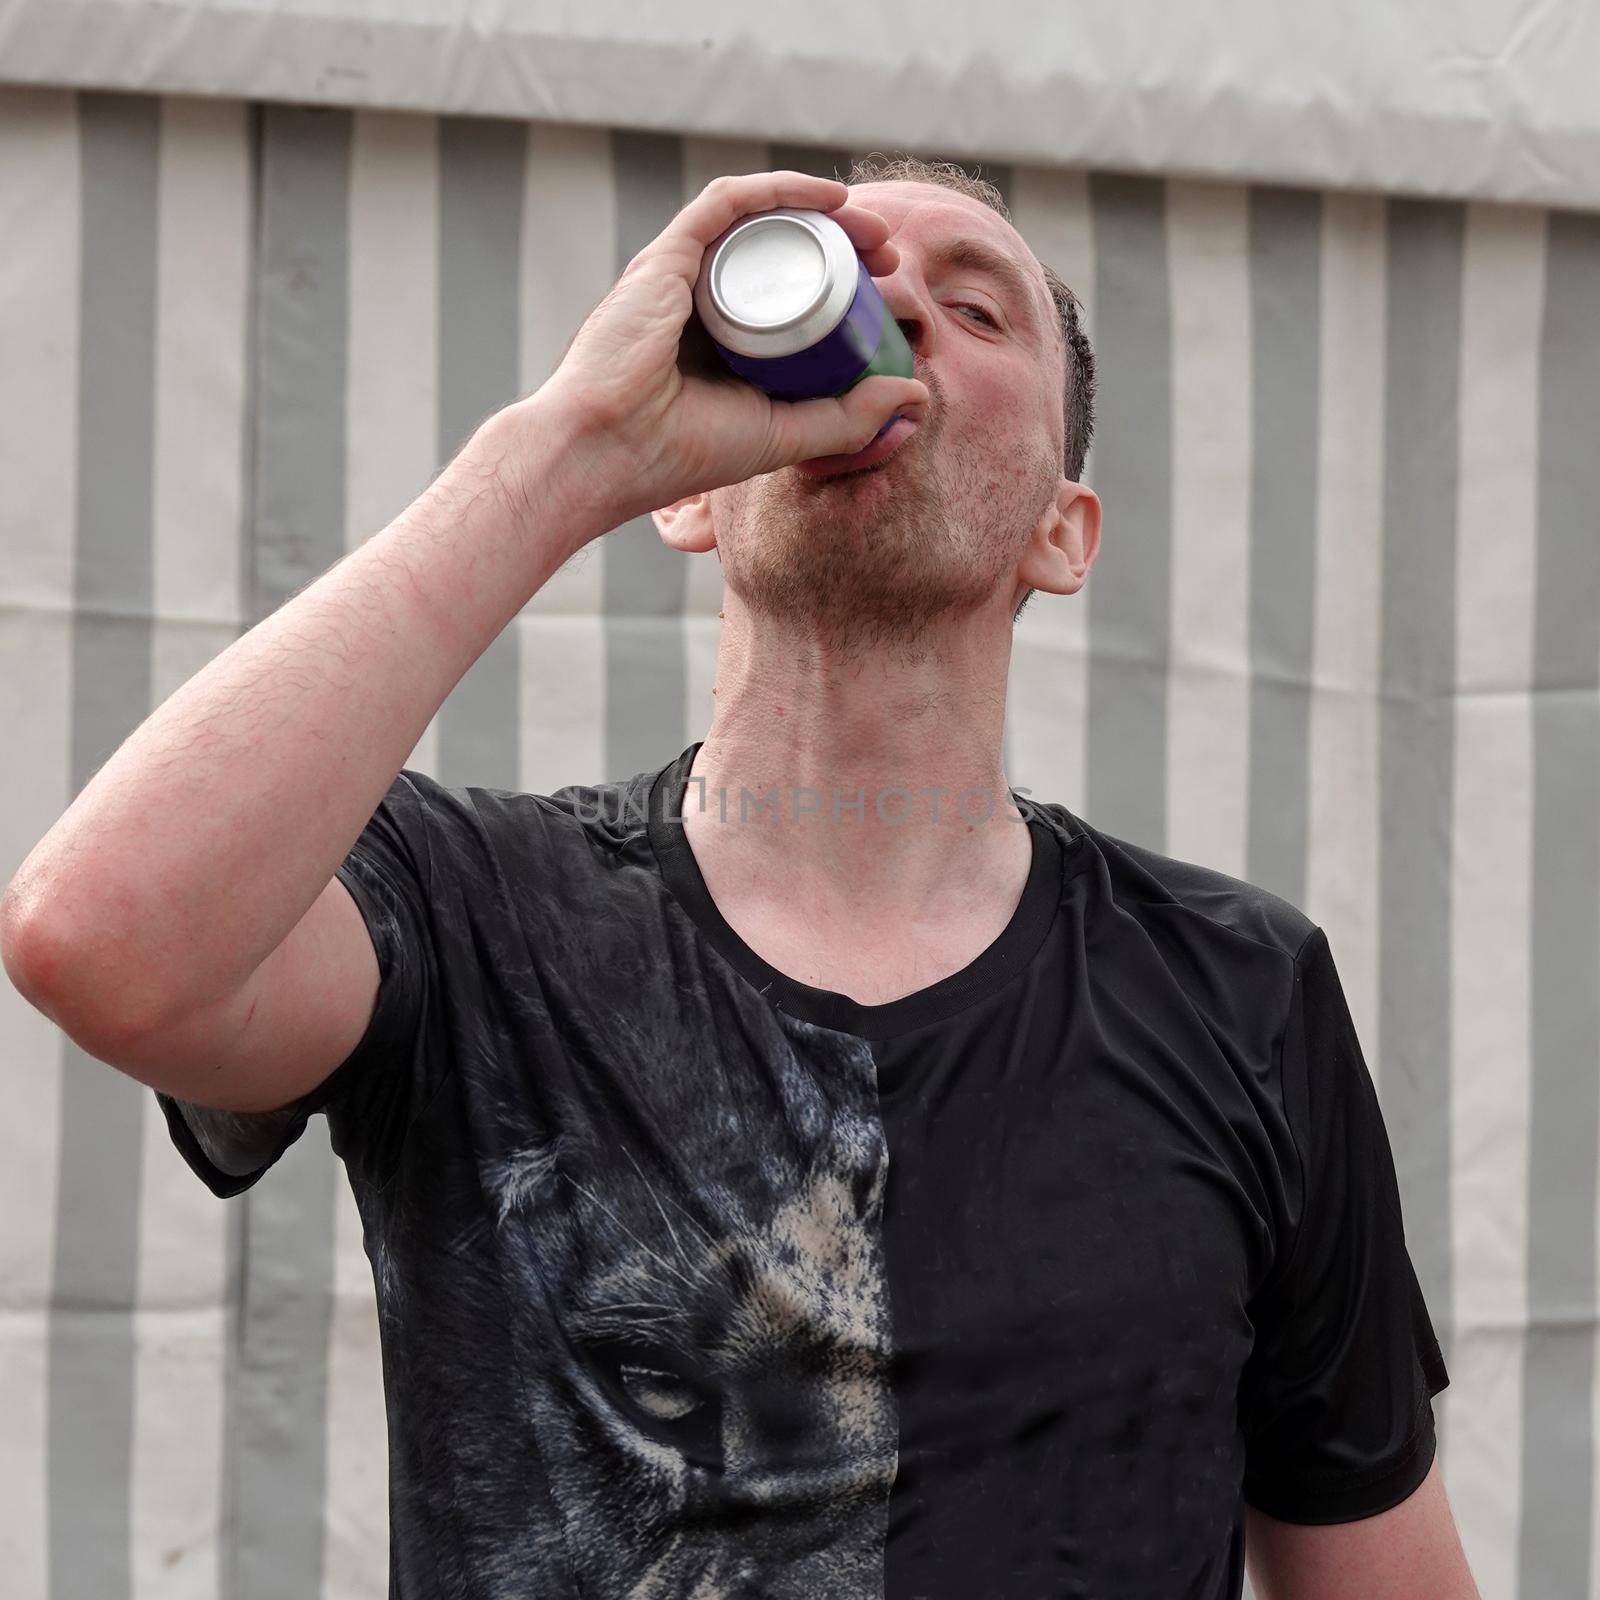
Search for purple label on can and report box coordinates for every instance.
[711,260,886,401]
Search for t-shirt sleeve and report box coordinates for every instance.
[1238,924,1451,1524]
[153,769,443,1199]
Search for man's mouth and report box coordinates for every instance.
[794,415,920,478]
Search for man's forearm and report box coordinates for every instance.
[1,391,600,1039]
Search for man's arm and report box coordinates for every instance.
[0,168,922,1116]
[0,395,599,1109]
[1245,1457,1482,1600]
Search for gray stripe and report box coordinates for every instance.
[605,130,688,785]
[1378,194,1464,1483]
[231,102,354,1600]
[1245,187,1321,904]
[917,151,1014,209]
[51,88,158,1600]
[435,115,525,792]
[1084,174,1172,845]
[1519,207,1600,1600]
[218,99,264,1591]
[980,162,1014,208]
[770,142,853,183]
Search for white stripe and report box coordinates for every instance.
[151,96,249,629]
[347,108,442,780]
[127,1304,231,1597]
[516,610,610,796]
[0,84,79,1600]
[323,1179,390,1599]
[1449,199,1544,1600]
[1164,179,1252,879]
[515,120,612,792]
[322,107,444,1581]
[346,108,440,553]
[1301,201,1387,1600]
[131,93,253,1599]
[1004,164,1094,817]
[0,86,79,614]
[1306,193,1386,1063]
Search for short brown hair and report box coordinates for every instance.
[844,154,1096,621]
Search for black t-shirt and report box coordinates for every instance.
[157,740,1450,1598]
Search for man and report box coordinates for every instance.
[2,156,1479,1597]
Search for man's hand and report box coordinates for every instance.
[520,170,930,533]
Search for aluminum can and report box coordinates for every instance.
[691,207,915,406]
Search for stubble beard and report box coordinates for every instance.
[715,432,1027,663]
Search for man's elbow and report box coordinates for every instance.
[2,878,179,1059]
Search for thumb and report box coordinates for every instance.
[766,376,931,470]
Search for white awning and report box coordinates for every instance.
[3,0,1597,212]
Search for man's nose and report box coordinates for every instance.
[877,290,933,362]
[874,262,934,358]
[892,312,931,358]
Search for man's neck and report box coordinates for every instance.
[680,618,1027,925]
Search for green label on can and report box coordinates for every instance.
[830,312,915,396]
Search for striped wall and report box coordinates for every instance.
[1,83,1597,1598]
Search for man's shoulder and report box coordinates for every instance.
[388,760,664,848]
[1062,806,1317,964]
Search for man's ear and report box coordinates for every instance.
[1017,478,1101,598]
[651,493,718,554]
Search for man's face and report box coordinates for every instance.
[708,181,1068,653]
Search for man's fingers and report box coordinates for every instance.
[666,171,849,253]
[856,241,901,279]
[653,174,904,287]
[826,204,893,252]
[770,377,930,468]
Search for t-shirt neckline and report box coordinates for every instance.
[644,740,1068,1039]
